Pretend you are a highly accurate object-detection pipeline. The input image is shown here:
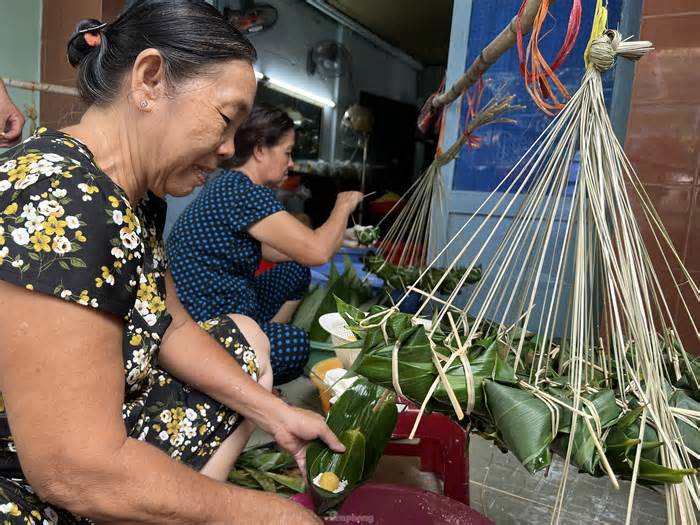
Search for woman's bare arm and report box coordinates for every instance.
[248,191,363,266]
[0,280,318,524]
[261,243,291,263]
[160,272,344,472]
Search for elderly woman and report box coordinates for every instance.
[167,105,363,385]
[0,1,342,523]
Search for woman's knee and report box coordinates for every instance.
[227,314,272,388]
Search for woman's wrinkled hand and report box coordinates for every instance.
[335,191,363,214]
[269,405,345,477]
[0,92,25,148]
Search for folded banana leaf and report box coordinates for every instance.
[434,336,517,415]
[363,252,481,295]
[669,390,700,459]
[356,226,381,246]
[551,389,620,475]
[603,406,697,484]
[607,455,697,485]
[484,380,555,473]
[306,375,398,512]
[605,406,663,465]
[330,299,698,487]
[351,325,437,405]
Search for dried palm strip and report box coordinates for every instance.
[393,18,700,523]
[374,94,522,278]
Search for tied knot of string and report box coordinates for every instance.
[589,30,654,73]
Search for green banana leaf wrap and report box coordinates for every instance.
[331,298,700,486]
[306,375,398,513]
[363,252,482,295]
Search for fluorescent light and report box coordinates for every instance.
[264,76,336,108]
[253,69,335,108]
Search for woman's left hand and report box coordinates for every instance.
[268,404,345,477]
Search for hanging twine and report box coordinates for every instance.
[433,94,523,168]
[588,30,654,73]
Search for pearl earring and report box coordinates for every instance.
[140,100,148,109]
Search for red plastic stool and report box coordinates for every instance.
[292,483,492,525]
[383,408,469,504]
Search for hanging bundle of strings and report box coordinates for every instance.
[365,85,523,296]
[337,7,700,523]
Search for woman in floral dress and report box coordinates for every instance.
[0,1,342,524]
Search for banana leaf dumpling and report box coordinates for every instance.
[484,380,555,473]
[306,375,398,512]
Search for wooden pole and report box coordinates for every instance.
[432,0,549,108]
[2,77,79,97]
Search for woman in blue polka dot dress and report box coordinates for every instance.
[167,105,363,385]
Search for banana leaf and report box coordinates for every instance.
[236,445,297,472]
[607,455,697,485]
[228,469,263,490]
[352,326,437,404]
[551,389,620,475]
[228,466,305,494]
[306,376,398,512]
[356,226,381,246]
[295,260,377,343]
[244,467,278,493]
[434,337,517,415]
[669,390,700,459]
[363,252,481,294]
[605,406,662,465]
[603,405,698,485]
[293,285,327,331]
[484,380,555,473]
[229,444,305,495]
[265,471,306,493]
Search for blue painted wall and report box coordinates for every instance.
[452,0,621,193]
[428,1,641,335]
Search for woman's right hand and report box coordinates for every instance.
[335,191,363,214]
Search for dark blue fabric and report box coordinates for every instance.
[255,262,311,384]
[166,171,311,384]
[166,170,284,322]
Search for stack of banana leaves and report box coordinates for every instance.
[292,257,378,343]
[229,444,305,495]
[363,251,482,295]
[306,375,398,512]
[334,298,700,485]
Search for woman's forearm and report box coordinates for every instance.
[59,436,300,524]
[161,273,287,427]
[159,316,287,426]
[311,201,352,261]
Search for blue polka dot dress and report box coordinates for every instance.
[166,170,311,385]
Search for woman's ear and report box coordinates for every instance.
[252,143,267,162]
[129,48,167,110]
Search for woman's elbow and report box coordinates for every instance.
[25,451,118,517]
[298,245,333,266]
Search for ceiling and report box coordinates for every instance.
[323,0,453,66]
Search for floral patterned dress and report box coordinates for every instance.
[0,129,260,524]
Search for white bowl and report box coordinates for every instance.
[319,312,360,368]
